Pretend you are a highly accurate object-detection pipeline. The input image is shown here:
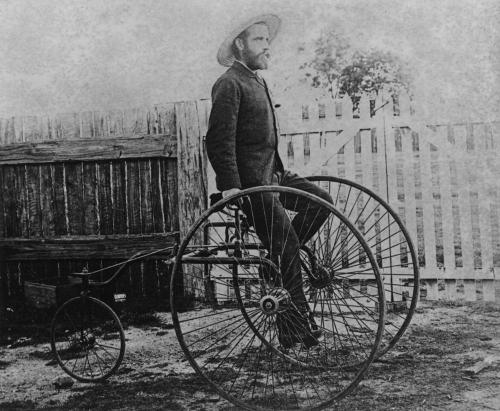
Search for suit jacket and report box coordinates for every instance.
[206,61,284,191]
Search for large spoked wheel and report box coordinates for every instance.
[171,186,385,410]
[50,296,125,382]
[306,176,420,356]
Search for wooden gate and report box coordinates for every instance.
[276,92,500,302]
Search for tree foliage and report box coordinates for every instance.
[299,30,412,101]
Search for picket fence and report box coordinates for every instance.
[274,91,500,302]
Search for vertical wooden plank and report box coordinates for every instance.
[343,137,356,183]
[140,159,153,233]
[22,115,43,142]
[57,112,80,140]
[0,118,5,145]
[311,131,327,175]
[40,164,55,237]
[123,107,148,135]
[0,244,7,327]
[293,134,305,174]
[80,111,95,139]
[454,125,474,276]
[151,159,165,233]
[98,162,113,235]
[490,184,500,269]
[475,140,493,274]
[93,111,106,137]
[198,99,211,135]
[39,115,52,141]
[126,160,142,234]
[83,162,99,235]
[381,111,401,289]
[400,127,418,264]
[112,161,127,234]
[360,129,373,192]
[370,128,382,197]
[26,165,42,237]
[434,126,455,275]
[157,103,176,137]
[448,157,463,269]
[469,189,482,270]
[18,165,29,237]
[286,135,294,169]
[162,159,178,232]
[107,110,125,136]
[303,133,311,167]
[52,164,68,235]
[5,117,24,144]
[372,126,386,269]
[374,97,390,275]
[359,94,370,120]
[430,146,444,269]
[341,94,353,120]
[0,167,4,238]
[419,132,438,276]
[175,101,208,298]
[65,162,84,235]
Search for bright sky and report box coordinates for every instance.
[0,0,498,119]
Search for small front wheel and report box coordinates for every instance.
[50,296,125,382]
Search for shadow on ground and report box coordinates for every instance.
[1,301,499,410]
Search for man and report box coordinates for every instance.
[206,14,333,348]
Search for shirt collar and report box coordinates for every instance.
[234,60,262,79]
[233,60,268,89]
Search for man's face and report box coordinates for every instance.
[239,23,271,70]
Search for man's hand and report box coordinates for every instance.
[222,188,242,198]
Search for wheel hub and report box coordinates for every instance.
[309,264,335,289]
[259,288,291,315]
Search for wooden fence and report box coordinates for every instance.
[0,101,208,316]
[275,91,500,302]
[1,90,499,314]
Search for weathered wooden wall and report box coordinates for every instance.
[0,102,208,313]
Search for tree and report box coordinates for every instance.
[299,30,412,104]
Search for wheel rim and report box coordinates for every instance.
[171,186,385,410]
[306,176,420,356]
[51,297,125,382]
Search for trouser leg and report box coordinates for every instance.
[242,192,307,308]
[278,171,334,244]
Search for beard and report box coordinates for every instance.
[242,49,269,70]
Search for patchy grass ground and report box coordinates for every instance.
[1,300,499,410]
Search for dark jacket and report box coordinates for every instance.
[206,61,284,191]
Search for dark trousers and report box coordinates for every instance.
[242,171,333,310]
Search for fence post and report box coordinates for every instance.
[0,247,6,328]
[175,101,208,303]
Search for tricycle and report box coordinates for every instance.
[47,176,419,410]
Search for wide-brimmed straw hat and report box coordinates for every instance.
[216,14,281,67]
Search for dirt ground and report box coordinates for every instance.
[1,300,500,411]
